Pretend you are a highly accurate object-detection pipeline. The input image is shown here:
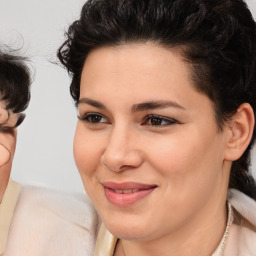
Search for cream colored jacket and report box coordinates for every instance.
[1,181,99,256]
[225,189,256,255]
[1,181,255,255]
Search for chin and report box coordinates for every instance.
[102,215,151,240]
[108,226,148,241]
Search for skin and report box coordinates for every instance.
[0,101,17,202]
[74,43,253,256]
[0,132,16,203]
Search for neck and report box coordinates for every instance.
[117,200,228,256]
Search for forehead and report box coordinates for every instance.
[79,44,216,122]
[81,43,193,95]
[83,43,187,72]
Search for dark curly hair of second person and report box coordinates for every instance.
[58,0,256,199]
[0,49,31,114]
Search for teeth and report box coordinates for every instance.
[123,189,133,194]
[114,189,140,194]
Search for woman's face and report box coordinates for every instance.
[74,44,230,241]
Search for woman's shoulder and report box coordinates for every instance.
[5,185,100,256]
[18,185,99,226]
[228,189,256,227]
[226,189,256,255]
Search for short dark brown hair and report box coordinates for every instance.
[0,49,31,113]
[58,0,256,199]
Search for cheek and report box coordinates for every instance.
[143,133,223,227]
[145,133,198,176]
[146,130,223,194]
[73,125,102,179]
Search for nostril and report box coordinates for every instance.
[118,164,138,171]
[100,131,143,172]
[101,149,143,172]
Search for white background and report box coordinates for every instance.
[0,0,255,192]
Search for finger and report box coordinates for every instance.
[0,130,16,158]
[0,108,9,125]
[0,144,11,167]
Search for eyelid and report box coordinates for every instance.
[78,112,98,119]
[142,114,178,126]
[77,112,109,124]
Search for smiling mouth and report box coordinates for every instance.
[102,182,157,206]
[112,189,141,194]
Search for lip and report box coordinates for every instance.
[102,182,157,207]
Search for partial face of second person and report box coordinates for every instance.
[0,100,17,201]
[74,44,232,241]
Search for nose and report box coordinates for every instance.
[100,126,143,172]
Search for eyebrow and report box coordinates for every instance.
[77,98,106,109]
[131,101,185,112]
[78,98,185,112]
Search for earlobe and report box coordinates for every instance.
[224,103,255,161]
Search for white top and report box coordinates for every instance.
[1,181,99,256]
[0,180,21,255]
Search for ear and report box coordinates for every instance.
[224,103,255,161]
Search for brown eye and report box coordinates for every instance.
[150,117,163,126]
[78,113,108,124]
[87,114,102,123]
[142,115,177,126]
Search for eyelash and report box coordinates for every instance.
[78,113,177,127]
[78,113,108,124]
[142,115,177,126]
